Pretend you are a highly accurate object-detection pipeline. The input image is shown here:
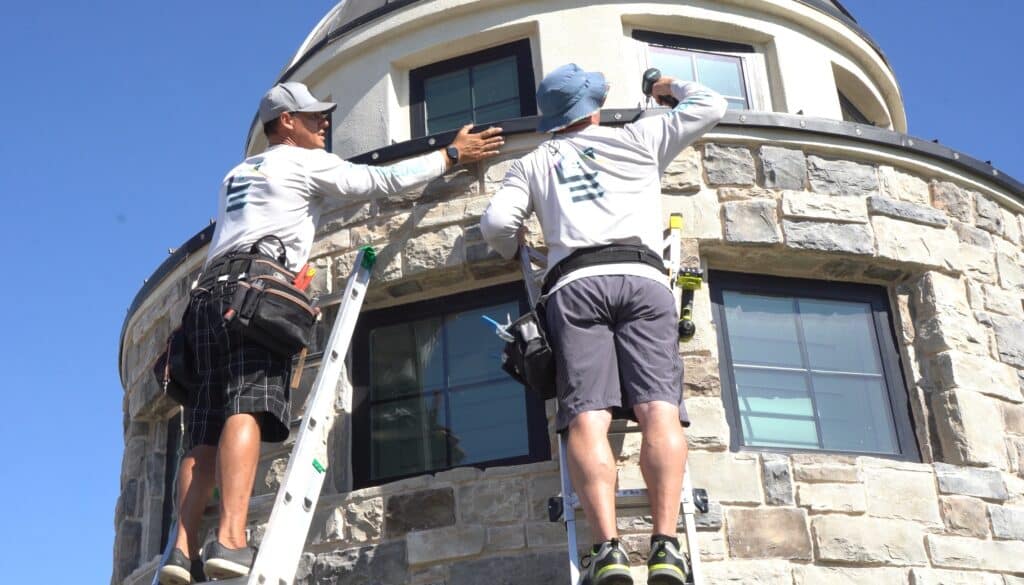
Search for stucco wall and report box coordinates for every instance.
[114,121,1024,583]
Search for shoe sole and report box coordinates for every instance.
[648,568,688,585]
[203,558,250,581]
[595,571,633,585]
[157,565,192,585]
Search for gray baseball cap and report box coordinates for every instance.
[258,81,337,124]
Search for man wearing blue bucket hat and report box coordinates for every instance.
[481,63,726,585]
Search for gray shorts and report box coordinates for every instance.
[544,275,689,431]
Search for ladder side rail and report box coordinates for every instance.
[681,461,704,584]
[247,248,374,585]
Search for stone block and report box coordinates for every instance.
[983,285,1022,316]
[929,351,1023,403]
[873,216,961,271]
[807,155,879,197]
[915,311,989,357]
[725,507,811,559]
[407,525,486,565]
[662,189,721,240]
[704,144,756,186]
[931,181,974,222]
[959,244,999,284]
[868,196,949,227]
[782,220,874,255]
[717,187,776,201]
[812,516,928,565]
[345,497,383,543]
[976,194,1005,235]
[863,466,941,524]
[794,566,909,585]
[449,551,569,585]
[458,478,527,524]
[483,524,524,553]
[927,534,1024,572]
[913,271,971,318]
[528,473,562,521]
[991,314,1024,368]
[940,496,991,537]
[932,389,1009,469]
[684,397,731,450]
[1005,404,1024,434]
[791,453,860,483]
[686,451,762,504]
[909,568,1004,585]
[953,221,994,247]
[402,226,464,275]
[111,519,142,583]
[312,542,407,585]
[759,146,806,190]
[385,488,455,537]
[989,505,1024,540]
[525,521,567,547]
[723,200,781,244]
[683,355,722,397]
[781,191,868,223]
[934,462,1009,501]
[879,165,931,206]
[997,248,1024,292]
[701,560,793,585]
[761,454,795,506]
[797,482,866,513]
[662,146,702,194]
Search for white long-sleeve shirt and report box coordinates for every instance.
[480,81,727,294]
[207,145,446,270]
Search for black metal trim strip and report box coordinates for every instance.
[122,109,1024,382]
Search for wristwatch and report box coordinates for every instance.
[445,145,460,165]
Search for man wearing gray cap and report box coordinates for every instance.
[159,81,503,584]
[481,64,725,585]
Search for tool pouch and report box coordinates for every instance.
[153,316,198,407]
[224,273,319,358]
[500,305,557,401]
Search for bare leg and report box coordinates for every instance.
[633,401,687,537]
[566,409,617,542]
[216,413,262,548]
[173,445,217,559]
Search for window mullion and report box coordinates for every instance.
[441,314,453,468]
[791,298,826,449]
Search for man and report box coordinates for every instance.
[159,81,503,584]
[480,64,726,585]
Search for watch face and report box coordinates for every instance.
[446,145,459,162]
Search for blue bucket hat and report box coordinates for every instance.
[536,63,608,133]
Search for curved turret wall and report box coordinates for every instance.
[113,2,1024,584]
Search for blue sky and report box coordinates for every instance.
[0,1,1019,583]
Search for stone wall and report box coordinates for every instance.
[115,130,1024,584]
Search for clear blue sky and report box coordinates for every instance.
[0,1,1019,583]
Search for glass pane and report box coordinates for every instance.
[813,374,897,454]
[723,291,803,368]
[369,318,444,401]
[447,301,519,386]
[426,112,473,134]
[726,98,747,110]
[370,394,449,479]
[734,367,818,448]
[799,299,881,374]
[425,68,472,118]
[474,99,521,125]
[648,47,694,81]
[472,57,519,108]
[449,380,529,465]
[694,54,745,99]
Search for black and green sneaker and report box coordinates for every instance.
[579,538,633,585]
[647,539,690,585]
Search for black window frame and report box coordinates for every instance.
[351,282,550,488]
[710,270,920,461]
[409,39,537,138]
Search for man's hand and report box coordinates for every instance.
[448,124,504,167]
[651,75,679,107]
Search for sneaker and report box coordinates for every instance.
[646,539,690,585]
[202,540,255,580]
[157,549,192,585]
[579,538,633,585]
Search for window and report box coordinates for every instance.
[839,91,872,125]
[410,40,537,137]
[352,283,550,487]
[711,272,918,459]
[634,30,755,110]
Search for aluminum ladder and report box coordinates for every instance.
[154,246,377,585]
[519,214,708,585]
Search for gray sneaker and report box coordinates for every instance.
[579,539,633,585]
[202,541,255,580]
[157,548,192,585]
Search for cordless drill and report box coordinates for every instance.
[641,67,679,108]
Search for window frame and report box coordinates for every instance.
[632,30,760,111]
[409,39,537,138]
[710,270,920,461]
[351,282,551,488]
